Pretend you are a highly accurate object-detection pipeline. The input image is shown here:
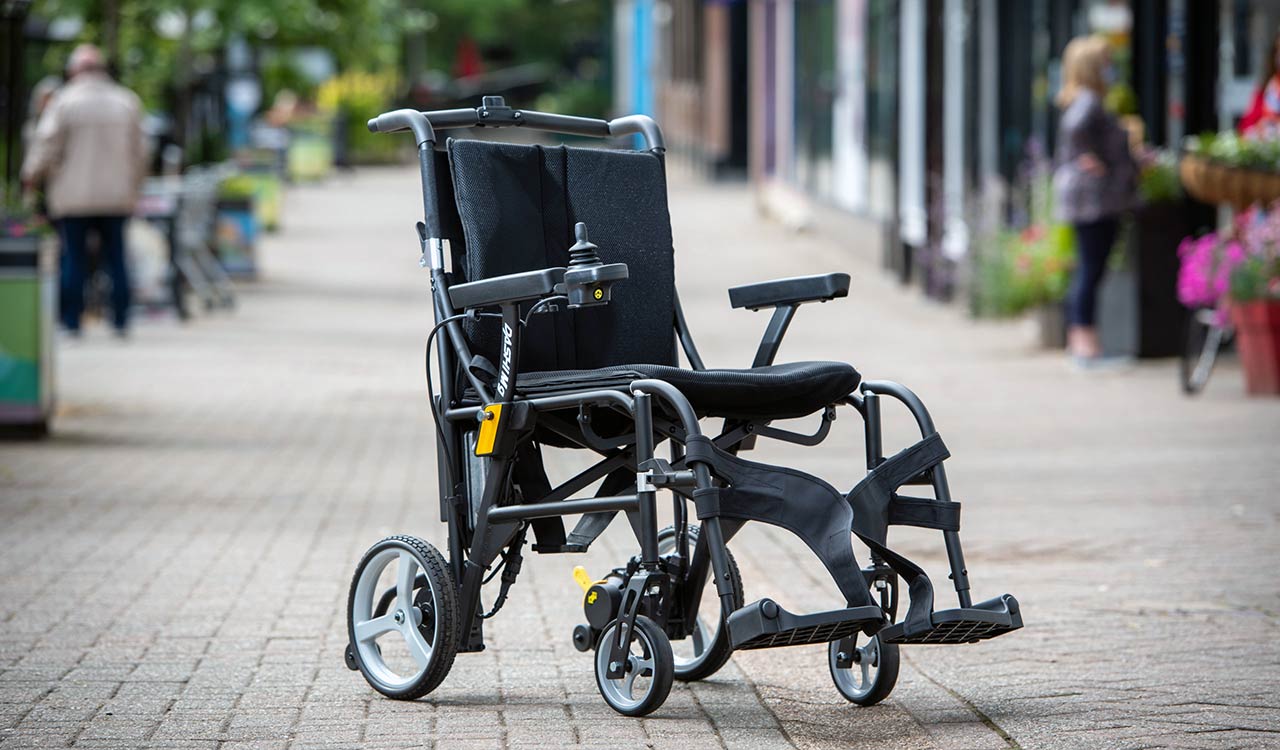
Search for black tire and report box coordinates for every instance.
[657,525,744,682]
[347,535,459,701]
[1181,309,1223,395]
[828,634,900,706]
[594,615,674,717]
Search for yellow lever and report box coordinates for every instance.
[572,566,593,593]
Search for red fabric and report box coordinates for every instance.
[1240,87,1269,134]
[453,37,484,79]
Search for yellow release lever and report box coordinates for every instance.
[572,566,593,593]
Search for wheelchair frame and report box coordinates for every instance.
[344,96,1020,716]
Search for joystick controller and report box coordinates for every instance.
[562,222,628,307]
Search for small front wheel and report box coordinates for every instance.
[594,615,674,716]
[347,536,459,700]
[828,633,899,706]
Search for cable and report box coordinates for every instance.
[423,310,501,474]
[522,295,568,327]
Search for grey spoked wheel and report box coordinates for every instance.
[594,615,674,717]
[828,632,899,706]
[347,536,458,700]
[657,525,743,681]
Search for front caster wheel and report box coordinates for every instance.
[594,615,674,716]
[347,536,459,700]
[828,633,899,706]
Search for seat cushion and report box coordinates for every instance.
[515,361,860,421]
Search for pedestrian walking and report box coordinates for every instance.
[21,44,148,337]
[1053,35,1137,366]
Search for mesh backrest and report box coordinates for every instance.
[447,139,676,372]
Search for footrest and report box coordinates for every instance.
[727,599,885,651]
[878,594,1022,645]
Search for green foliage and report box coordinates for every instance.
[1187,131,1280,172]
[973,224,1077,317]
[34,0,406,110]
[1104,82,1138,116]
[972,169,1080,317]
[1138,149,1182,204]
[418,0,607,73]
[316,71,401,163]
[1228,255,1280,302]
[218,174,256,201]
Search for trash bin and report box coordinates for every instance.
[0,233,55,436]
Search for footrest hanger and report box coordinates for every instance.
[727,599,884,651]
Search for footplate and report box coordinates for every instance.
[877,594,1022,645]
[727,599,885,651]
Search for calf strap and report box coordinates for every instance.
[846,432,956,638]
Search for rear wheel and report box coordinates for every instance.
[658,524,744,682]
[346,536,458,700]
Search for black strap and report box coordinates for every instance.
[564,469,635,548]
[678,438,877,609]
[889,495,960,531]
[512,443,567,550]
[848,432,952,545]
[845,432,954,638]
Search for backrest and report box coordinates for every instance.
[446,139,677,372]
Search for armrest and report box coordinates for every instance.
[728,272,850,311]
[448,268,565,310]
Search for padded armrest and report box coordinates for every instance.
[728,272,850,311]
[448,268,565,310]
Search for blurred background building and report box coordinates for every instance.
[3,0,1278,370]
[615,1,1278,306]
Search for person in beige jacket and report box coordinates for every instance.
[22,44,148,336]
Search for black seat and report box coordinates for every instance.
[513,361,859,421]
[443,139,857,423]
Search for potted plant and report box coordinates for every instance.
[972,221,1076,347]
[971,161,1078,347]
[1177,203,1280,394]
[1228,208,1280,394]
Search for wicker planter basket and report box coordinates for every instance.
[1179,153,1280,210]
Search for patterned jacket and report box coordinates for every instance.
[1053,90,1136,224]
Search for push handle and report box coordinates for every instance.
[366,108,436,147]
[366,96,666,152]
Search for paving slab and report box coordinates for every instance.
[2,166,1277,748]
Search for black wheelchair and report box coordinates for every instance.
[344,96,1022,716]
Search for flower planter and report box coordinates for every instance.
[1179,153,1280,210]
[1129,202,1190,357]
[214,197,259,279]
[1230,300,1280,395]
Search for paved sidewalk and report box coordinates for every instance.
[2,166,1278,750]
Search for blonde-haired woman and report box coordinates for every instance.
[1053,35,1136,365]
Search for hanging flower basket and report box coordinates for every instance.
[1179,153,1280,210]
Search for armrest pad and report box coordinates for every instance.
[448,268,565,310]
[728,272,850,311]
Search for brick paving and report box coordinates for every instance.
[2,166,1278,749]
